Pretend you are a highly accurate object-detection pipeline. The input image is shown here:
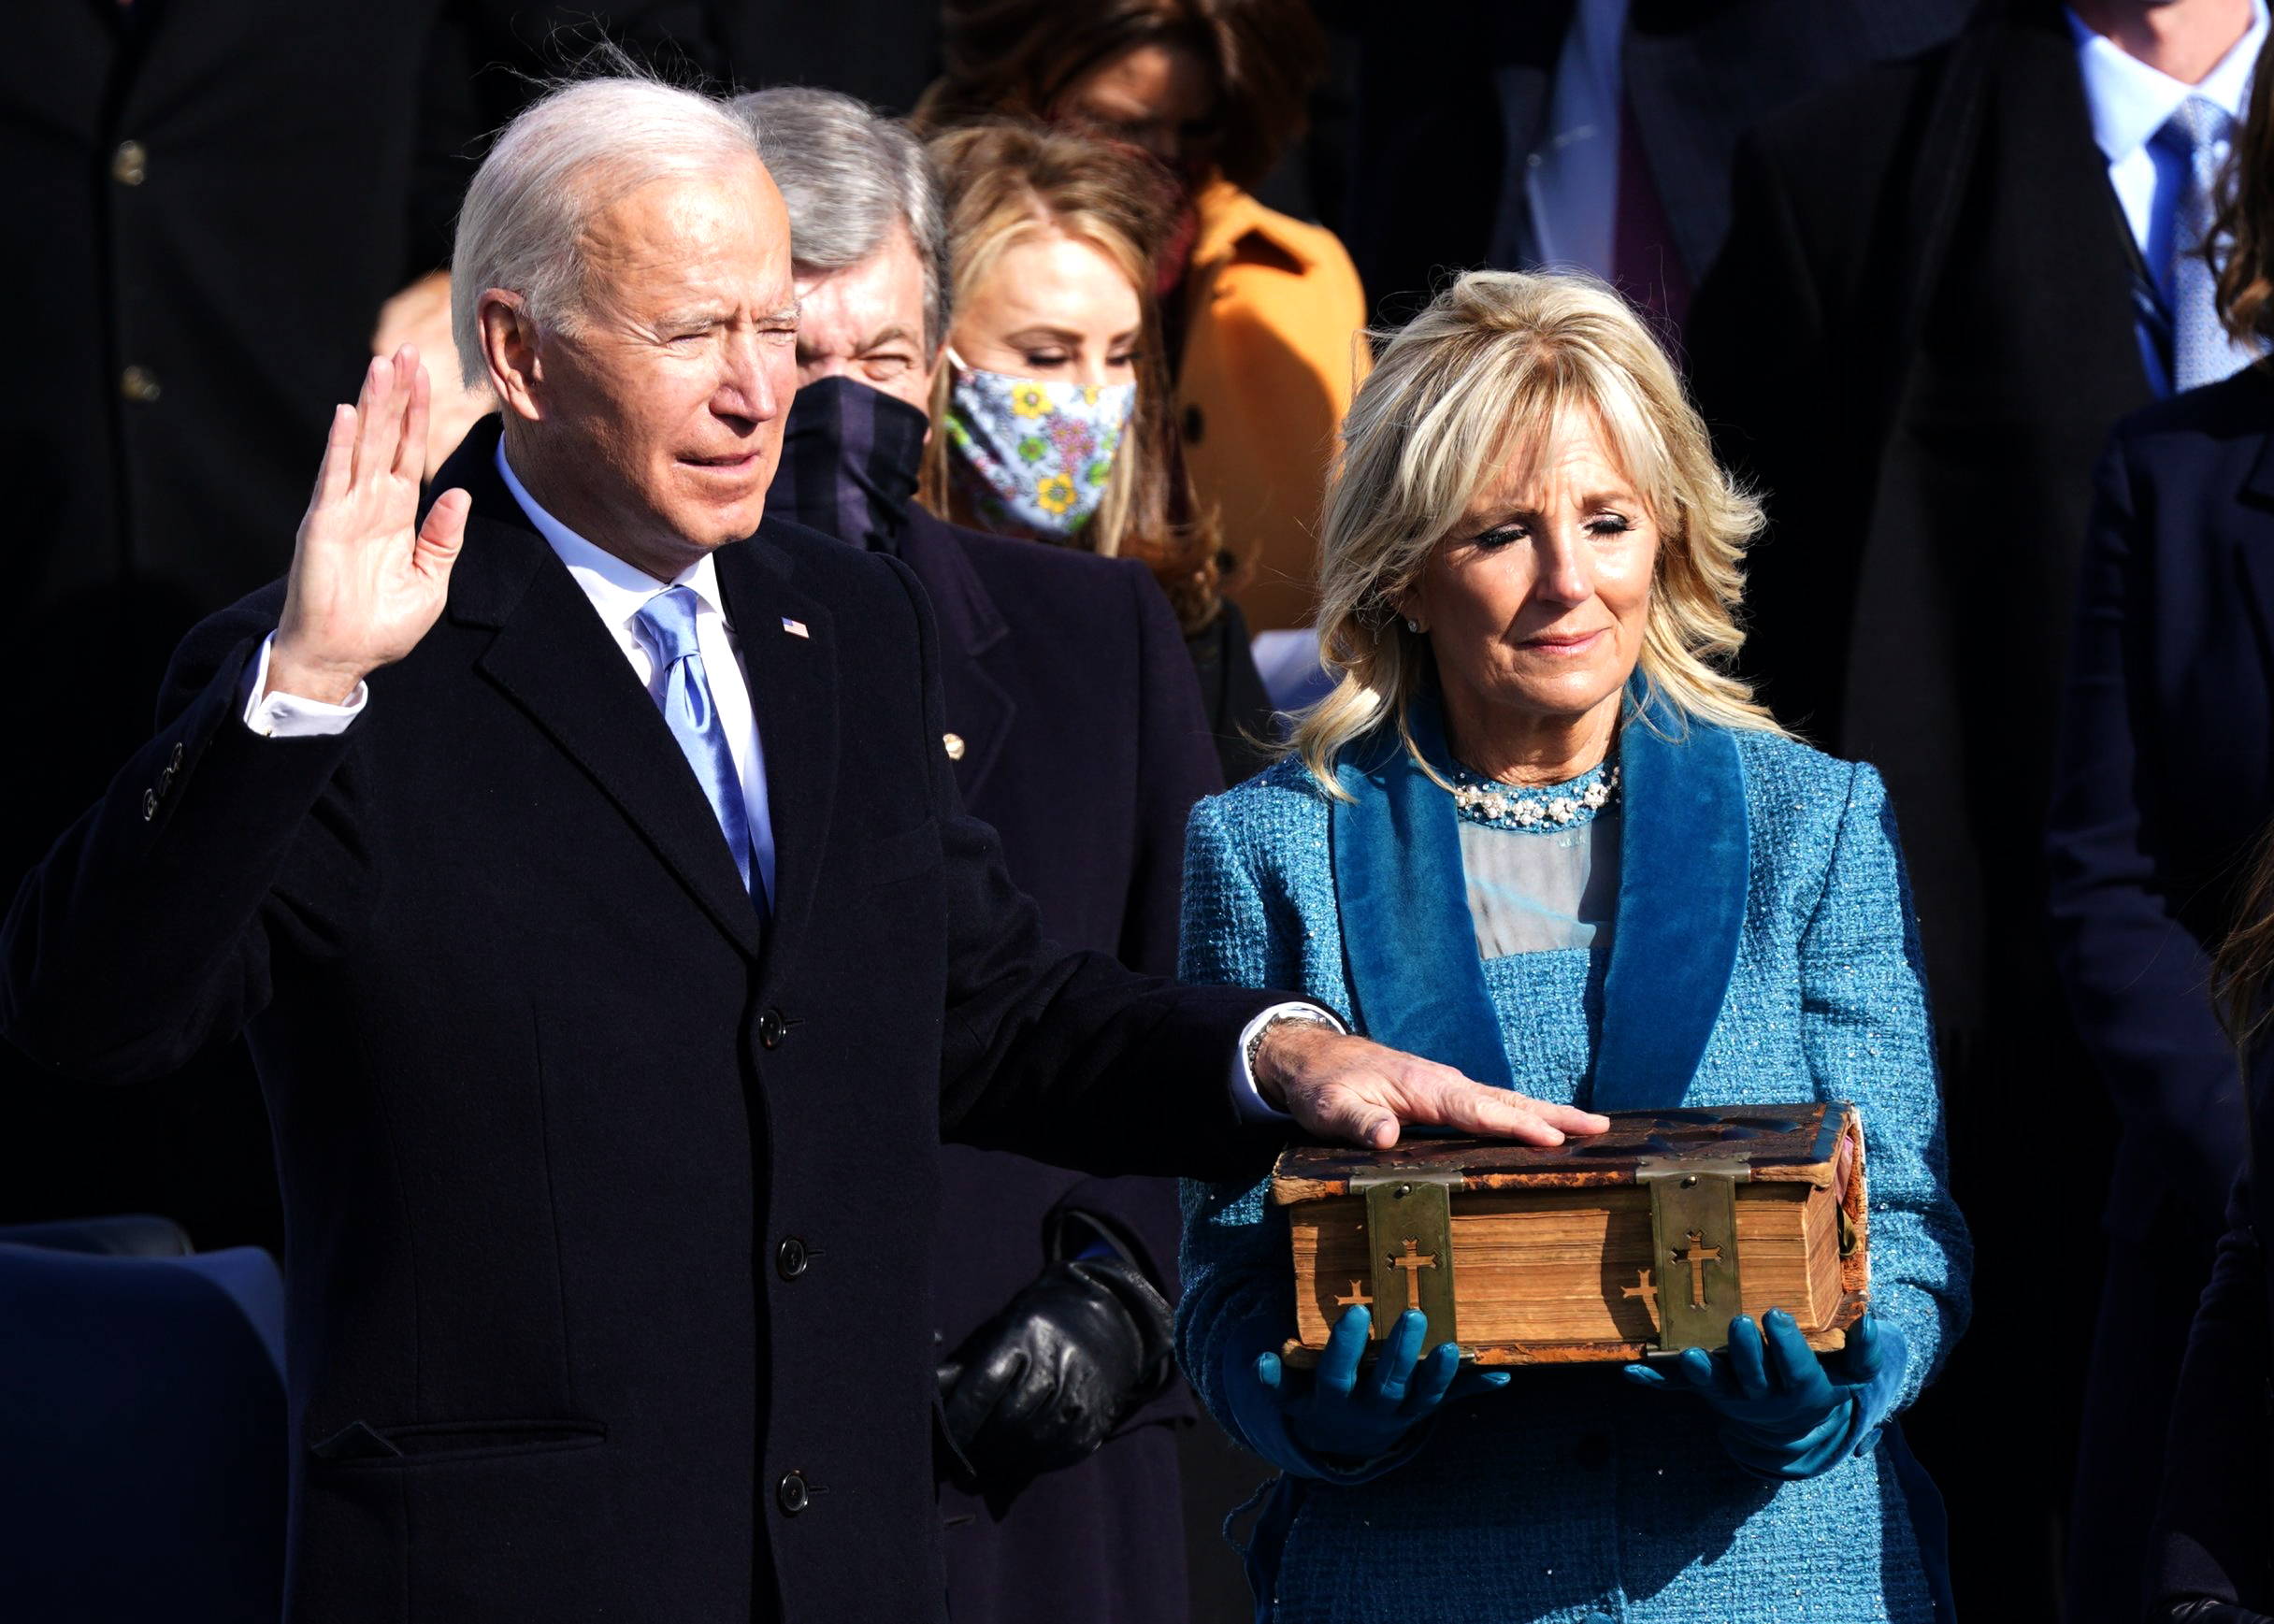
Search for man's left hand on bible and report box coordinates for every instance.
[1250,1018,1610,1148]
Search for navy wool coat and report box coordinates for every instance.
[2048,367,2274,1243]
[0,422,1286,1624]
[899,503,1225,1624]
[2047,368,2274,1618]
[2152,1040,2274,1611]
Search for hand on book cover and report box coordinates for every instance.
[1243,1303,1509,1470]
[1620,1309,1907,1480]
[1249,1016,1610,1150]
[935,1256,1173,1492]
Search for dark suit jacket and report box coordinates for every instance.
[1689,0,2151,1056]
[2048,370,2272,1240]
[1,0,713,1252]
[1685,12,2152,1610]
[5,0,709,655]
[1339,0,1974,319]
[900,506,1222,1624]
[2152,1056,2274,1611]
[0,424,1284,1624]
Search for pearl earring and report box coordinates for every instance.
[1405,618,1421,633]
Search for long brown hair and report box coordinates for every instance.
[2217,823,2274,1054]
[2210,25,2274,347]
[918,120,1222,629]
[912,0,1321,193]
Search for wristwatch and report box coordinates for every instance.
[1245,1004,1344,1077]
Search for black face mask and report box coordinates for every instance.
[770,374,930,554]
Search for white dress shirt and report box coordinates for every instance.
[242,439,777,904]
[2069,3,2265,266]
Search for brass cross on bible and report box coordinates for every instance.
[1672,1229,1722,1309]
[1334,1280,1373,1309]
[1387,1237,1438,1309]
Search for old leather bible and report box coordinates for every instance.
[1272,1102,1868,1365]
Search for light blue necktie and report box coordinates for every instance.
[635,586,762,905]
[2159,95,2259,393]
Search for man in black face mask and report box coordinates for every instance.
[732,88,1225,1624]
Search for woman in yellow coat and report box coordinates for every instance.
[916,0,1370,633]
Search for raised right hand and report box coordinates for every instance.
[268,345,471,705]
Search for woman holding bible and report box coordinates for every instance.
[1175,271,1972,1623]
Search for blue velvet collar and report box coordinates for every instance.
[1329,682,1750,1110]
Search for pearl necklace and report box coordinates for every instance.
[1446,757,1620,832]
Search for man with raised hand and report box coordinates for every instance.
[0,76,1601,1624]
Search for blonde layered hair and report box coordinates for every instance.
[1292,270,1780,796]
[918,121,1221,630]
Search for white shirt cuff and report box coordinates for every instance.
[240,633,367,738]
[1230,1001,1346,1124]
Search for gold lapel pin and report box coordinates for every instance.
[943,732,966,762]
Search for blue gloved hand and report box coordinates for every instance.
[1622,1310,1907,1479]
[1233,1304,1509,1472]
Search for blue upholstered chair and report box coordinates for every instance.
[0,1224,285,1622]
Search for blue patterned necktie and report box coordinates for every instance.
[635,585,759,901]
[2159,95,2258,394]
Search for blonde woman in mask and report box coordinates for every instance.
[922,120,1274,783]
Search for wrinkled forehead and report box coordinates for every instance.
[575,152,794,313]
[793,226,928,334]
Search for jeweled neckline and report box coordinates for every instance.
[1446,756,1619,832]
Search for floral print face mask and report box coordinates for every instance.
[942,354,1137,544]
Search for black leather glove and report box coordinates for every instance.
[2162,1599,2274,1623]
[936,1255,1174,1489]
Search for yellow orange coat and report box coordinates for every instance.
[1175,179,1369,633]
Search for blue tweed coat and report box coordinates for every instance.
[1176,705,1972,1624]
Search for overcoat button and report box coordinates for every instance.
[120,365,162,404]
[170,742,185,769]
[943,731,965,762]
[775,1237,809,1280]
[141,789,158,822]
[111,140,148,186]
[776,1471,811,1515]
[757,1008,787,1050]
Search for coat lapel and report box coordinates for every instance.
[716,525,838,991]
[439,424,762,959]
[1590,692,1750,1110]
[1327,681,1749,1109]
[1330,695,1519,1093]
[895,510,1016,803]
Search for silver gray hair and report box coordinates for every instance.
[451,77,765,388]
[728,86,949,353]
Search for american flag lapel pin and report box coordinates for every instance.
[781,617,810,639]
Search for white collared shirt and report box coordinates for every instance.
[242,438,777,905]
[2069,3,2266,274]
